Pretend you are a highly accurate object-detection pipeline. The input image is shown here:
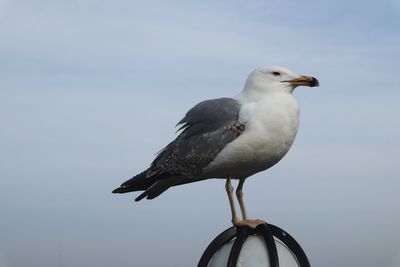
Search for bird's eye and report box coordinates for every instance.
[272,71,280,76]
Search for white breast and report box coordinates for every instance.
[203,93,299,179]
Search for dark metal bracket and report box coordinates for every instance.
[197,223,310,267]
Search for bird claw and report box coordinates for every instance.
[232,218,265,229]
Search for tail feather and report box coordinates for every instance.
[113,171,196,201]
[134,179,172,201]
[112,170,161,194]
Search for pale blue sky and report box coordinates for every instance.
[1,1,400,266]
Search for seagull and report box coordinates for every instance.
[113,66,319,228]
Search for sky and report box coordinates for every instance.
[0,0,400,266]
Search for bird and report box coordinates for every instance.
[113,65,319,228]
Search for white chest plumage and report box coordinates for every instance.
[203,93,299,179]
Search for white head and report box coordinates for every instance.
[239,65,319,101]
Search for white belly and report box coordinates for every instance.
[203,93,299,179]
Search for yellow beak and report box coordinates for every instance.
[282,75,319,87]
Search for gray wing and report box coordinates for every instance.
[113,97,245,201]
[149,97,244,177]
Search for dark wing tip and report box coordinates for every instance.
[112,186,126,194]
[134,192,147,202]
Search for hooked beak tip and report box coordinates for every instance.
[310,77,319,87]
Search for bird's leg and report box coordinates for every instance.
[225,177,240,225]
[234,178,265,229]
[236,178,248,220]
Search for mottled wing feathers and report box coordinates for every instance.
[112,97,245,200]
[149,98,243,176]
